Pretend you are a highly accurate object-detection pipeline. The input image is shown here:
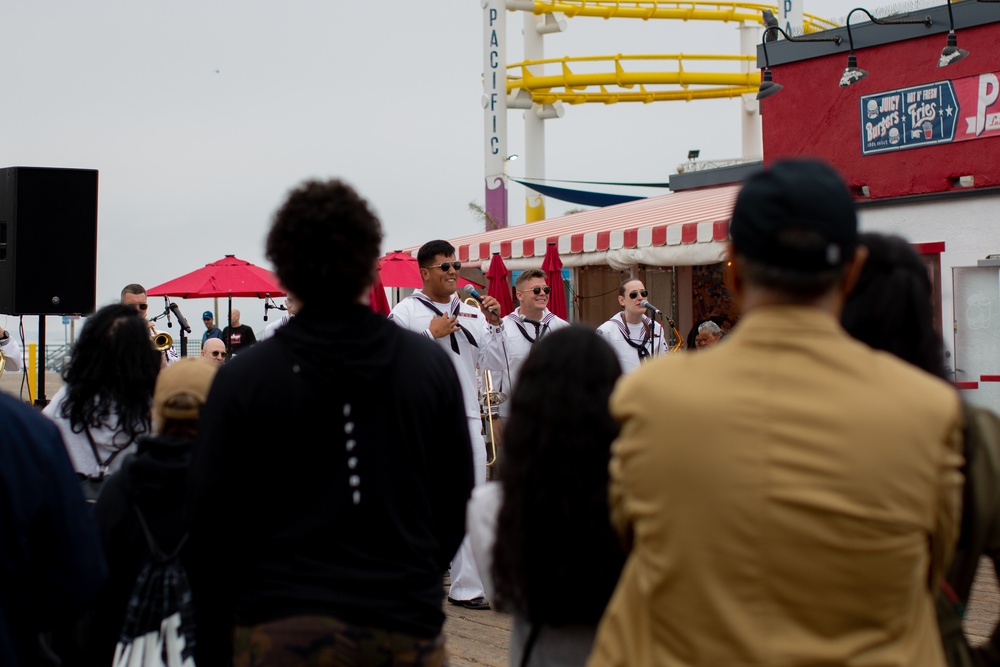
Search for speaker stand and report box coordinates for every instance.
[34,316,48,408]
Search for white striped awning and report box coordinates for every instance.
[398,184,740,271]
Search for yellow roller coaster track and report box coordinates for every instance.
[505,1,840,103]
[508,0,839,32]
[509,54,760,103]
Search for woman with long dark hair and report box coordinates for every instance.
[840,232,948,379]
[43,303,161,475]
[469,325,626,666]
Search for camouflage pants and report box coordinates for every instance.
[232,615,449,667]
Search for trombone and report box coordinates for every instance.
[481,369,505,470]
[467,295,505,473]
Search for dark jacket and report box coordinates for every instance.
[188,304,474,664]
[938,402,1000,667]
[202,326,223,344]
[85,434,196,664]
[0,393,107,667]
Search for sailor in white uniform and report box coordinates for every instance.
[595,278,668,374]
[388,241,506,610]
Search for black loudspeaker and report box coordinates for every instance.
[0,166,98,315]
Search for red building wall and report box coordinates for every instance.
[762,22,1000,198]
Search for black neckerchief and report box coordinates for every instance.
[505,310,555,345]
[412,294,478,354]
[615,312,653,362]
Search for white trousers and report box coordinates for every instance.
[449,416,488,601]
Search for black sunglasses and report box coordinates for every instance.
[628,289,649,300]
[424,261,461,272]
[210,350,228,358]
[529,286,551,295]
[135,303,148,311]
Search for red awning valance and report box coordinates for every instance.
[399,184,739,270]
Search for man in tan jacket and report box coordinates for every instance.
[589,158,965,667]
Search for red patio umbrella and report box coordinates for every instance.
[486,253,514,317]
[542,243,568,320]
[368,274,391,315]
[147,255,287,343]
[147,255,286,299]
[377,251,481,289]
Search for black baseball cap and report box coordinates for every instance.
[730,159,858,272]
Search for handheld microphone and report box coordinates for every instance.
[168,303,191,334]
[640,300,663,315]
[462,285,498,316]
[263,293,269,322]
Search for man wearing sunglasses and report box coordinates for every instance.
[499,269,569,417]
[121,283,179,366]
[201,310,224,345]
[121,283,151,317]
[389,239,507,612]
[200,337,228,365]
[595,278,668,374]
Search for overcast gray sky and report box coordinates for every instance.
[1,0,876,344]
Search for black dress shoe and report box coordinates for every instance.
[447,596,491,610]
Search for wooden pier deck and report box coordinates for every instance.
[443,600,511,667]
[442,573,510,666]
[441,559,1000,666]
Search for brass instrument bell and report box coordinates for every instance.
[481,390,508,406]
[153,330,173,352]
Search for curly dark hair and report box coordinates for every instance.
[491,325,626,625]
[841,232,947,379]
[58,303,161,444]
[266,179,383,308]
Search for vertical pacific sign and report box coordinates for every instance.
[780,0,803,35]
[483,0,508,230]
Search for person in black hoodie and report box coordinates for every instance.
[85,357,218,664]
[188,178,474,666]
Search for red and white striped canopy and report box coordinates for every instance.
[399,184,739,270]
